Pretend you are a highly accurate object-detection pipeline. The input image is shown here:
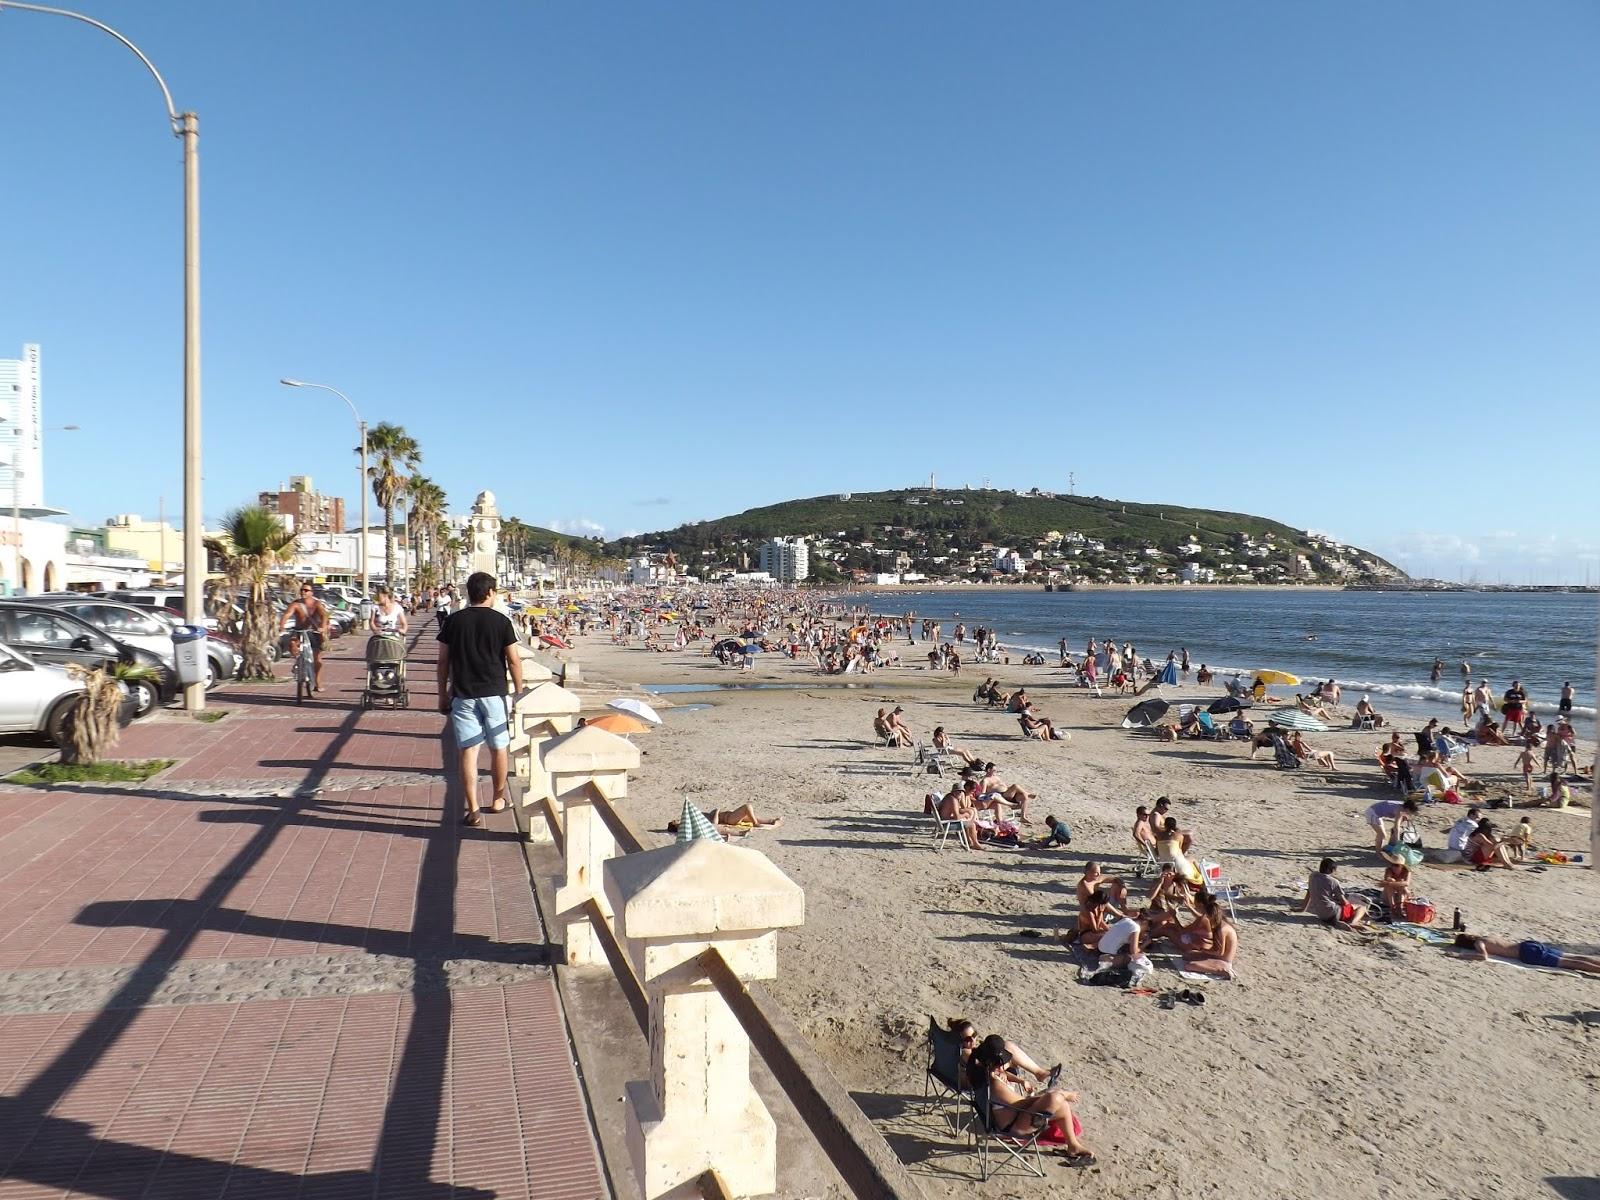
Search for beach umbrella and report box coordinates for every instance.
[1266,707,1329,732]
[675,797,724,845]
[1156,661,1180,687]
[608,697,663,725]
[1207,695,1248,715]
[587,712,653,736]
[1254,670,1299,686]
[539,633,570,649]
[1121,698,1170,728]
[741,643,764,654]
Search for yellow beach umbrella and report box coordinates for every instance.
[1254,670,1299,686]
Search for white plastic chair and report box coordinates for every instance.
[1199,859,1240,923]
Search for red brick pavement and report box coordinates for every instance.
[0,618,606,1199]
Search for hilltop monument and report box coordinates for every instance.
[468,490,501,577]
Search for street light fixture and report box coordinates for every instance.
[278,380,368,601]
[0,0,204,709]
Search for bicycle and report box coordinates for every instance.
[282,626,321,704]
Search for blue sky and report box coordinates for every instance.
[2,1,1596,582]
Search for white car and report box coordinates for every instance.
[0,642,131,748]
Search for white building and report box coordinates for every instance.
[0,343,44,511]
[758,537,809,583]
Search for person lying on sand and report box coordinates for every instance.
[667,803,782,837]
[1298,858,1369,930]
[1453,934,1600,976]
[968,1037,1096,1164]
[931,726,981,767]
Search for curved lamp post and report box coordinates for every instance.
[278,380,368,601]
[0,1,203,709]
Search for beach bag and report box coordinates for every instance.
[1402,897,1436,925]
[1385,842,1423,868]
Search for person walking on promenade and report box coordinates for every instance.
[437,571,524,827]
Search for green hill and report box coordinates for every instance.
[607,489,1403,582]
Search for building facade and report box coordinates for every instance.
[0,343,45,510]
[758,537,809,583]
[259,476,345,534]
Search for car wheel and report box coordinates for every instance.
[130,679,159,718]
[46,698,76,749]
[204,660,218,690]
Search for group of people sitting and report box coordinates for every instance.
[1070,854,1239,983]
[928,763,1044,849]
[970,680,1067,740]
[874,705,916,747]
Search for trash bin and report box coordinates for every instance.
[172,625,209,688]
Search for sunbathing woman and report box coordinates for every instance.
[1295,694,1335,723]
[1453,934,1600,976]
[1380,861,1411,917]
[968,1037,1095,1163]
[946,1021,1058,1087]
[1181,892,1238,980]
[1473,715,1509,747]
[931,726,981,767]
[1018,709,1062,740]
[1074,890,1111,952]
[667,803,782,837]
[1285,729,1336,771]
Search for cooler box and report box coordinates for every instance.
[171,625,209,687]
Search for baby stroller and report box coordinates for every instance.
[362,633,409,709]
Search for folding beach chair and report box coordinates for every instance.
[1270,733,1302,770]
[931,809,968,850]
[1131,840,1161,878]
[921,1018,973,1130]
[1199,858,1240,923]
[966,1079,1048,1182]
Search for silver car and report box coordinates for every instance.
[29,598,241,690]
[0,642,134,748]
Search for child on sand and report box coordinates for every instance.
[1516,744,1536,792]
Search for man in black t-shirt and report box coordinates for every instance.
[437,571,524,827]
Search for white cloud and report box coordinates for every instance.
[1371,530,1600,583]
[547,517,607,537]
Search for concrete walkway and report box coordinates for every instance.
[0,619,605,1200]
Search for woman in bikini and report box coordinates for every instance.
[1074,890,1111,952]
[931,727,981,767]
[666,803,781,837]
[1465,820,1516,869]
[946,1022,1057,1088]
[1181,892,1238,980]
[968,1037,1095,1164]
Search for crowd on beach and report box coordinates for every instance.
[568,584,1596,1165]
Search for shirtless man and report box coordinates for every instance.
[936,785,982,850]
[280,581,332,693]
[1075,862,1128,913]
[977,762,1035,823]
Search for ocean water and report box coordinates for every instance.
[841,588,1599,735]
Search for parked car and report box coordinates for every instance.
[0,642,137,748]
[25,597,241,689]
[0,602,176,716]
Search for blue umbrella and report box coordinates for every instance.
[1156,661,1180,687]
[742,643,764,654]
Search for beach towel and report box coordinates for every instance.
[1178,969,1232,984]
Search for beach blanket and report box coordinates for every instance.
[1177,969,1233,984]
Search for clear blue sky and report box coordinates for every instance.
[2,1,1596,581]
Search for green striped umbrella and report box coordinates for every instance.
[676,797,724,844]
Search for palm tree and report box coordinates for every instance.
[205,505,298,679]
[364,422,421,588]
[406,475,446,592]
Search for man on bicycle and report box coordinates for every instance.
[281,581,331,694]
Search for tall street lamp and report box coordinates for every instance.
[278,380,368,601]
[0,1,204,709]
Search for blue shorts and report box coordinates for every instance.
[450,694,510,751]
[1517,940,1562,969]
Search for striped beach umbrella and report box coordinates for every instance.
[676,797,724,845]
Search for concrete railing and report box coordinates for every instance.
[523,690,925,1200]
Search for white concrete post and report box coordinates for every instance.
[543,724,641,967]
[604,841,806,1199]
[507,681,580,842]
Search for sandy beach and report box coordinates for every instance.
[565,631,1597,1200]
